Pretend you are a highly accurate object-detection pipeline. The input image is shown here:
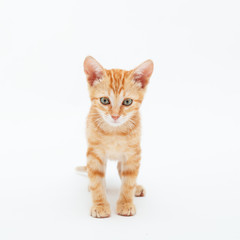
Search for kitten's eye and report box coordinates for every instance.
[122,98,133,106]
[100,97,110,105]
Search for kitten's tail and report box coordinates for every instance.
[75,165,87,173]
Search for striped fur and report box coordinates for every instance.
[80,56,153,218]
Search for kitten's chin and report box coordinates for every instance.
[105,120,124,127]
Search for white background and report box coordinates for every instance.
[0,0,240,239]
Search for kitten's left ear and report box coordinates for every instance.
[132,59,154,88]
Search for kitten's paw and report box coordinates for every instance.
[90,203,111,218]
[135,185,146,197]
[116,202,136,216]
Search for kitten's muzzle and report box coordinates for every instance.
[111,115,120,121]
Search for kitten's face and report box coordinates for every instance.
[84,57,153,128]
[91,69,144,127]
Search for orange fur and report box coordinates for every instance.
[79,56,153,218]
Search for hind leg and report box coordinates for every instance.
[135,185,145,197]
[117,161,145,197]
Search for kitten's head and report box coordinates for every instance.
[84,56,153,129]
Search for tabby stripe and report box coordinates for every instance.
[122,169,138,177]
[88,169,105,178]
[118,86,124,94]
[91,97,98,101]
[87,150,103,165]
[110,71,115,92]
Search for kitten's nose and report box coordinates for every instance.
[112,115,120,121]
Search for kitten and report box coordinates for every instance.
[77,56,154,218]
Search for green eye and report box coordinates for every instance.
[122,98,133,106]
[100,97,110,105]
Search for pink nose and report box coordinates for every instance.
[112,115,120,120]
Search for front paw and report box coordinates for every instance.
[116,201,136,216]
[90,203,111,218]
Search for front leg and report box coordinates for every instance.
[117,148,141,216]
[87,147,110,218]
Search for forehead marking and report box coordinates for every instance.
[109,89,124,107]
[117,71,125,94]
[108,70,126,94]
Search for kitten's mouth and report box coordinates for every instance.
[97,110,127,127]
[104,116,125,127]
[104,114,132,127]
[108,119,123,126]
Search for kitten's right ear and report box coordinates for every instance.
[84,56,104,86]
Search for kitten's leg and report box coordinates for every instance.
[116,149,141,216]
[87,148,110,218]
[117,160,145,198]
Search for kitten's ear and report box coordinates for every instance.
[132,59,154,88]
[84,56,105,86]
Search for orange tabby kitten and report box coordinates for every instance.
[77,56,153,218]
